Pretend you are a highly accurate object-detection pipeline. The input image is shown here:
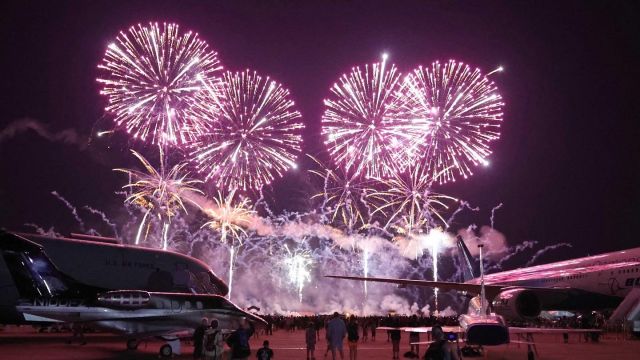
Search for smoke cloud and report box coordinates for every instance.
[0,118,88,149]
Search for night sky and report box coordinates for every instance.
[1,1,638,265]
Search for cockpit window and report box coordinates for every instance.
[2,250,69,298]
[29,255,69,295]
[181,271,224,295]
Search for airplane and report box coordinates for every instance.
[328,237,640,349]
[0,231,264,357]
[14,232,229,296]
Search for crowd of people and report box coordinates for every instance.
[192,313,462,360]
[193,318,270,360]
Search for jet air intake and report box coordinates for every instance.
[97,290,151,308]
[492,288,541,320]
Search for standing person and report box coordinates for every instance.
[193,318,209,359]
[347,317,359,360]
[266,321,273,336]
[390,325,401,360]
[409,330,420,357]
[227,321,254,360]
[409,316,420,357]
[326,312,347,360]
[306,322,317,360]
[315,317,323,341]
[256,340,274,360]
[423,325,458,360]
[361,320,368,343]
[370,318,376,342]
[323,319,332,359]
[203,319,223,360]
[67,322,87,345]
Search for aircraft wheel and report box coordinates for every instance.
[126,339,139,350]
[159,344,172,358]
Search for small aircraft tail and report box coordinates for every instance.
[0,231,97,300]
[456,235,476,282]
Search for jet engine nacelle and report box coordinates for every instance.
[491,288,541,320]
[97,290,151,309]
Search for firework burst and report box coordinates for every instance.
[202,190,254,244]
[401,60,504,183]
[322,54,425,178]
[369,164,457,232]
[97,22,223,146]
[114,148,203,248]
[202,190,254,299]
[308,156,374,232]
[191,70,304,191]
[283,245,313,302]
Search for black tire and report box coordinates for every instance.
[160,344,172,358]
[126,339,139,350]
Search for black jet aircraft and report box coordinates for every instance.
[0,231,264,357]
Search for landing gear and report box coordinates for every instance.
[159,344,172,357]
[126,339,139,350]
[460,345,483,357]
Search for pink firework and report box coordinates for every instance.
[190,70,304,191]
[97,22,223,146]
[322,55,425,179]
[401,60,504,183]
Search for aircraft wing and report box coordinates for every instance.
[509,327,602,334]
[326,275,503,295]
[376,326,462,333]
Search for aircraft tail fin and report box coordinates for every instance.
[0,231,96,299]
[456,235,476,282]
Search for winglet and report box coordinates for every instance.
[456,235,476,282]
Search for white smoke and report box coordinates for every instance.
[0,118,87,149]
[457,225,508,260]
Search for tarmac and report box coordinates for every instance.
[1,325,639,359]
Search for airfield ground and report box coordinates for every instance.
[1,325,639,359]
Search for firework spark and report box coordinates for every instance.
[283,245,313,302]
[401,60,504,183]
[114,148,203,248]
[202,190,254,245]
[309,156,374,232]
[202,190,254,299]
[370,164,457,232]
[322,54,424,178]
[97,22,222,146]
[191,70,304,191]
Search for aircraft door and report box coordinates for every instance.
[172,262,190,292]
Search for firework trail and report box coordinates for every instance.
[191,70,304,192]
[486,240,537,271]
[23,223,59,237]
[446,201,480,229]
[322,54,424,178]
[490,203,503,229]
[51,191,85,231]
[114,148,203,248]
[83,206,119,238]
[401,60,504,183]
[525,243,572,266]
[97,22,222,146]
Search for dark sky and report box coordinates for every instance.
[1,0,639,263]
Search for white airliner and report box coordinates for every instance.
[0,231,263,357]
[329,237,640,347]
